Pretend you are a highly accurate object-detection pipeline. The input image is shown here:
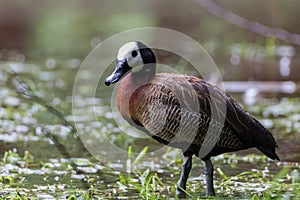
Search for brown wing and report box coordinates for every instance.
[129,74,279,160]
[184,76,279,159]
[129,75,239,146]
[129,83,242,150]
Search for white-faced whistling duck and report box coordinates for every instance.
[104,41,280,197]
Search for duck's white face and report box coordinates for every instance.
[117,42,144,68]
[105,41,155,86]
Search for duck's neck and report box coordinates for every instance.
[131,63,156,84]
[117,63,155,122]
[132,43,157,83]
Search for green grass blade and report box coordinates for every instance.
[133,146,148,166]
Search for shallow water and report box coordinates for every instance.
[0,61,299,199]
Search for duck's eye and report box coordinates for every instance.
[131,50,138,58]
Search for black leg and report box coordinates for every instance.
[176,152,193,198]
[203,158,215,196]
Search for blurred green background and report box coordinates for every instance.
[1,0,300,81]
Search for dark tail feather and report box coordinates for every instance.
[257,146,280,161]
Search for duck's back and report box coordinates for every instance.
[117,73,279,160]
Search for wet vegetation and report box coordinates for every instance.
[0,0,300,199]
[1,64,300,199]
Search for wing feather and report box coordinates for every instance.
[129,74,278,155]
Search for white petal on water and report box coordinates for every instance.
[279,56,291,77]
[4,96,20,106]
[15,125,29,133]
[46,58,56,69]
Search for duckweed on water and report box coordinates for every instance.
[0,147,299,199]
[0,65,300,199]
